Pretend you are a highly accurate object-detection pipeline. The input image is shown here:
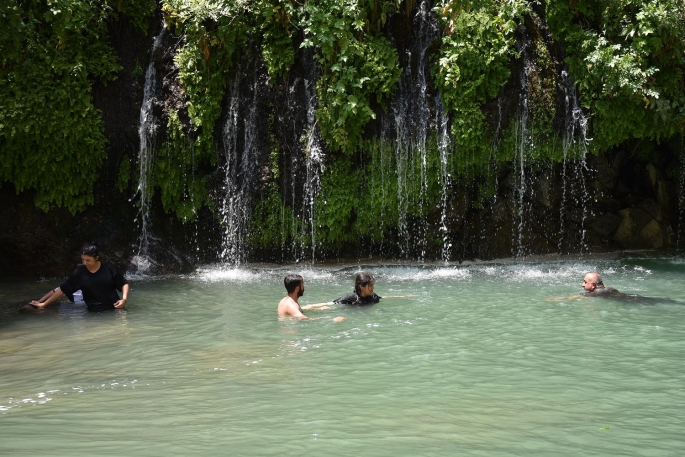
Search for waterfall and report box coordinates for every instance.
[300,53,324,263]
[558,69,591,254]
[387,0,438,259]
[133,23,166,273]
[436,95,452,262]
[220,60,261,265]
[372,131,389,257]
[284,76,302,261]
[512,31,533,259]
[678,134,685,250]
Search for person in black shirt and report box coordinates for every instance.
[334,272,382,306]
[32,244,129,312]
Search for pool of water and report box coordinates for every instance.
[1,253,684,456]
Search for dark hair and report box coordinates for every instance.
[354,272,375,295]
[80,243,100,259]
[284,274,303,294]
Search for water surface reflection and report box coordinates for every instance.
[1,255,684,456]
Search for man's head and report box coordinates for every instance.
[284,274,304,297]
[582,272,603,292]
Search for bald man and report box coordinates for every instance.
[581,272,622,297]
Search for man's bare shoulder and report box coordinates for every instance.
[278,296,303,317]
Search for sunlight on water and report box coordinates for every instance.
[1,253,685,456]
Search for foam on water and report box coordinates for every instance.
[380,267,472,281]
[193,266,260,283]
[281,268,335,281]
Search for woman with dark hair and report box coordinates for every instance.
[334,272,382,306]
[32,244,130,312]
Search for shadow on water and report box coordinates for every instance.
[596,294,684,306]
[0,300,85,331]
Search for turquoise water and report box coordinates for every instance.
[1,253,685,456]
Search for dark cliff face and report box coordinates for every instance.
[1,6,683,277]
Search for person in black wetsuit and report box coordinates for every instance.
[334,272,382,306]
[31,244,129,312]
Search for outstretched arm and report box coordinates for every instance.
[30,288,58,305]
[545,294,584,302]
[33,288,65,308]
[301,301,334,310]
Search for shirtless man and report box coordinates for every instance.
[278,274,308,318]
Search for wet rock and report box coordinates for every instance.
[614,207,665,249]
[640,220,664,248]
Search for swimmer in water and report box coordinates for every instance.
[278,274,345,322]
[301,271,412,310]
[580,272,624,297]
[278,274,308,318]
[334,272,381,305]
[548,272,681,304]
[547,272,626,301]
[331,271,412,305]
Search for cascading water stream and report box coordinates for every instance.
[678,133,685,250]
[375,132,389,257]
[219,71,242,264]
[558,69,591,254]
[387,0,438,258]
[436,95,452,262]
[301,57,324,263]
[513,31,533,259]
[220,61,261,265]
[284,76,302,261]
[133,23,166,273]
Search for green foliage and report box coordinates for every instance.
[116,156,132,193]
[5,0,685,257]
[432,0,528,168]
[315,158,362,249]
[163,0,250,160]
[110,0,156,32]
[160,0,404,224]
[258,0,298,79]
[0,0,153,212]
[312,136,445,253]
[249,182,299,252]
[545,0,685,150]
[354,140,400,243]
[302,0,402,152]
[154,110,208,221]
